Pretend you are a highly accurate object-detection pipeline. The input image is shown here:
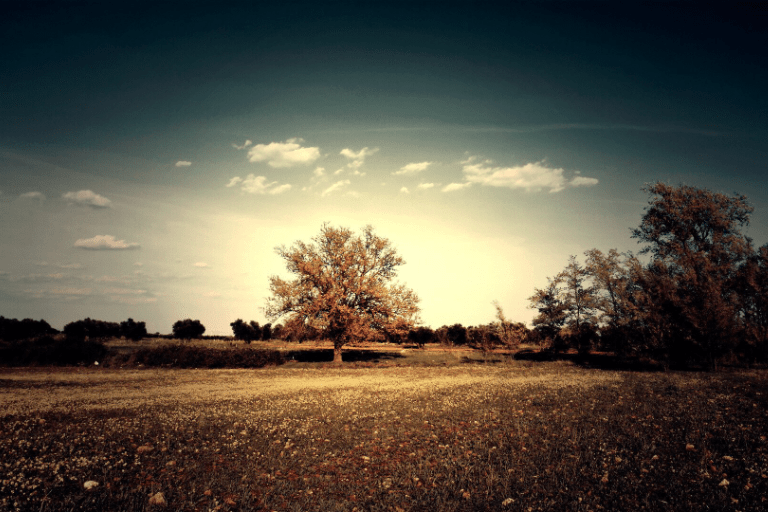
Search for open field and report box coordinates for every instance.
[1,361,767,511]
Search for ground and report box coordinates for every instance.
[1,356,767,511]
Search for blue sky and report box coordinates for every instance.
[1,1,767,334]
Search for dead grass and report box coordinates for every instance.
[1,362,767,511]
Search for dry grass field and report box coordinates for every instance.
[1,358,767,511]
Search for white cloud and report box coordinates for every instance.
[268,183,292,195]
[74,235,140,250]
[313,167,326,178]
[226,177,243,187]
[394,161,432,175]
[339,147,378,172]
[442,182,472,192]
[417,183,436,190]
[232,139,253,150]
[175,160,192,167]
[460,157,599,193]
[400,187,410,194]
[226,174,291,195]
[62,190,112,208]
[247,138,320,168]
[322,180,351,197]
[20,191,45,200]
[570,176,600,187]
[193,262,209,268]
[240,175,272,194]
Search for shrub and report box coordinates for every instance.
[120,345,285,368]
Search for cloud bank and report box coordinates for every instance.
[460,157,599,193]
[175,161,192,167]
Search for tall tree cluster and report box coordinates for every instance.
[530,183,768,368]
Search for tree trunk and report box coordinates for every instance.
[333,344,343,363]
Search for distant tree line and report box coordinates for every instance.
[529,183,768,368]
[62,317,148,342]
[0,317,58,341]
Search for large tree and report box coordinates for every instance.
[266,224,420,362]
[631,182,754,367]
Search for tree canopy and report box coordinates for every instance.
[172,319,206,340]
[266,223,420,362]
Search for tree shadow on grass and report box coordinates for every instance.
[460,356,506,364]
[513,348,665,372]
[283,349,405,363]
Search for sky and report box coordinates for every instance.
[1,1,767,335]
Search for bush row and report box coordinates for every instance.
[116,344,285,368]
[0,337,107,366]
[0,338,285,369]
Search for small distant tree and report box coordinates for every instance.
[468,324,501,355]
[271,323,284,340]
[407,326,435,348]
[434,325,451,346]
[529,278,568,351]
[120,318,147,341]
[558,256,595,336]
[261,323,273,341]
[447,323,468,346]
[493,301,528,349]
[64,318,120,342]
[231,319,256,343]
[249,321,262,342]
[172,319,206,340]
